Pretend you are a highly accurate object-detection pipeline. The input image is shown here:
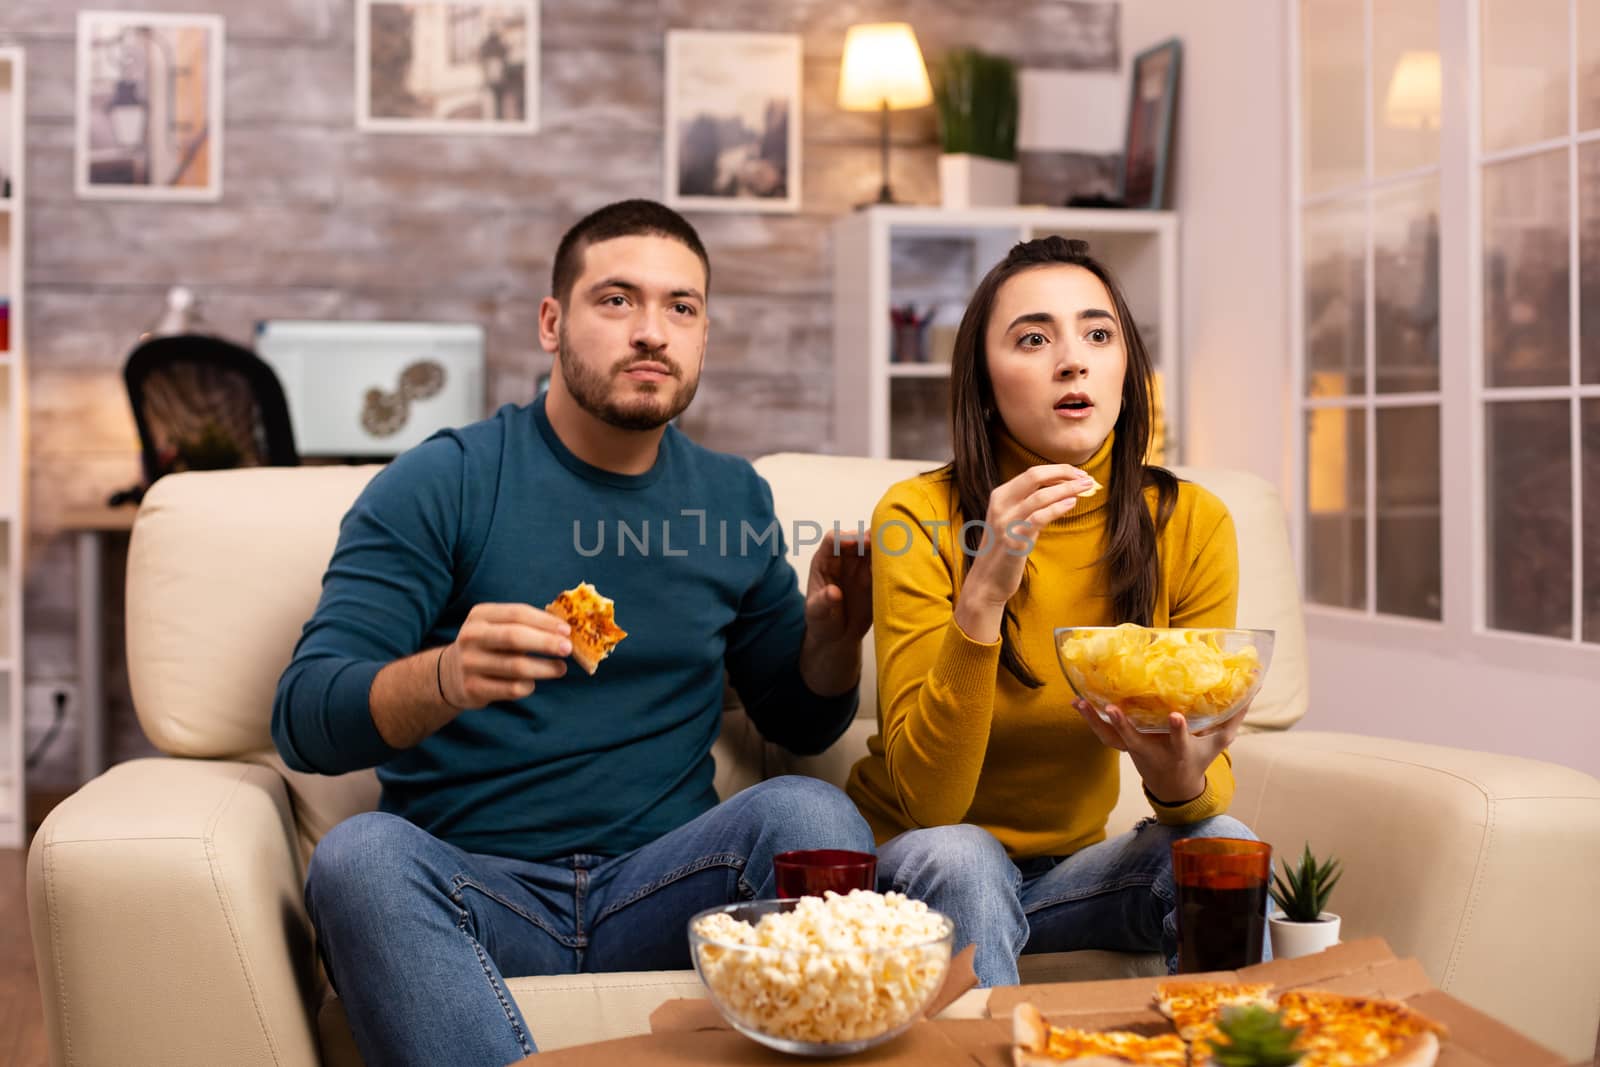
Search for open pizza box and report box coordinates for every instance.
[984,938,1571,1067]
[517,939,1573,1066]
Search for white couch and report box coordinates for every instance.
[26,455,1600,1065]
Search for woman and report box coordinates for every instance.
[845,236,1264,987]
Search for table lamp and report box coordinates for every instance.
[837,22,933,205]
[1383,50,1441,130]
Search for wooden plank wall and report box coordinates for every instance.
[0,0,1118,789]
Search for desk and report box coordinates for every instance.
[61,505,138,783]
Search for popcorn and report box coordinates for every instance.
[690,890,952,1045]
[1057,624,1262,731]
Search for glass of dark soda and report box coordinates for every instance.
[1171,837,1272,972]
[773,849,877,898]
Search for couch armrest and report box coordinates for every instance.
[1228,731,1600,1063]
[27,757,321,1067]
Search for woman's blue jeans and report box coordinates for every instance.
[876,815,1271,987]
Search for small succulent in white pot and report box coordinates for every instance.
[1268,843,1343,959]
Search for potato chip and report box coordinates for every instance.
[1056,624,1264,731]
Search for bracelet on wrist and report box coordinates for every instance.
[1145,782,1205,808]
[435,646,454,708]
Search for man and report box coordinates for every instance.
[272,199,875,1066]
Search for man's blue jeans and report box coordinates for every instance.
[876,815,1269,987]
[305,776,875,1066]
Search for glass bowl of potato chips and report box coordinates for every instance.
[1054,625,1274,734]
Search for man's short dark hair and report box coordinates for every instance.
[551,199,711,305]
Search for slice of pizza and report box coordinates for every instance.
[544,581,628,675]
[1152,981,1276,1041]
[1272,990,1446,1067]
[1011,1003,1187,1067]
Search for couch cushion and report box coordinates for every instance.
[242,750,380,868]
[1169,465,1307,730]
[751,453,936,723]
[127,465,384,758]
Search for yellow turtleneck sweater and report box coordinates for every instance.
[844,431,1241,859]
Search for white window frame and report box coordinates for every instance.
[1289,0,1599,678]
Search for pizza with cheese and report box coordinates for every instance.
[1012,1003,1186,1067]
[1010,984,1446,1067]
[1252,990,1445,1067]
[1154,981,1276,1040]
[544,581,627,674]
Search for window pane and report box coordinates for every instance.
[1486,400,1573,637]
[1302,0,1365,195]
[1585,400,1600,642]
[1307,406,1366,609]
[1482,0,1569,153]
[1581,143,1600,384]
[1484,152,1571,388]
[1376,405,1441,619]
[1373,1,1439,175]
[1374,180,1440,393]
[1304,199,1367,397]
[1580,0,1600,133]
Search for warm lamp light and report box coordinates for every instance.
[838,22,933,205]
[838,23,933,110]
[1383,50,1441,130]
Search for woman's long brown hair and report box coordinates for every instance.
[947,236,1178,688]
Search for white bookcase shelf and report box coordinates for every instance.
[885,363,953,379]
[0,47,24,847]
[832,205,1180,462]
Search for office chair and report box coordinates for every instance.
[111,334,299,506]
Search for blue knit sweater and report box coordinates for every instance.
[272,396,857,862]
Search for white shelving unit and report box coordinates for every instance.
[0,47,24,847]
[832,205,1180,462]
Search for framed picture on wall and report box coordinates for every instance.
[75,10,225,201]
[357,0,539,134]
[1119,37,1181,211]
[664,31,801,213]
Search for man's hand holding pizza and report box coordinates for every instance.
[368,601,573,751]
[438,602,574,709]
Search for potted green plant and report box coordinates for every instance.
[931,47,1019,208]
[1269,843,1343,959]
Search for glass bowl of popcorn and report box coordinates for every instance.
[687,891,955,1057]
[1054,624,1274,734]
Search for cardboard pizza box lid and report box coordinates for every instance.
[1407,990,1569,1067]
[1238,935,1400,988]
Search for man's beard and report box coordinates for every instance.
[557,325,700,432]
